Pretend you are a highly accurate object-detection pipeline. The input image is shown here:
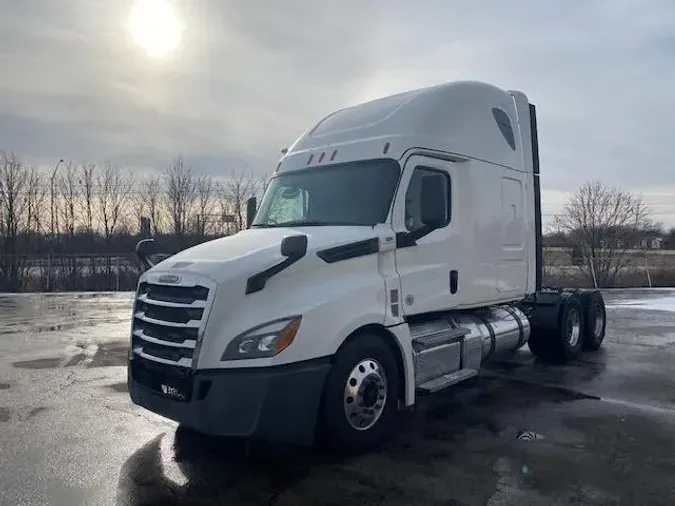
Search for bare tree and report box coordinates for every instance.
[95,162,134,240]
[257,172,272,199]
[24,165,45,237]
[48,159,65,242]
[80,163,96,235]
[140,175,164,235]
[221,167,257,232]
[0,152,32,291]
[58,161,85,287]
[58,161,80,239]
[194,173,215,238]
[164,156,195,241]
[554,180,651,287]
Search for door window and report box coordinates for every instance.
[404,167,452,231]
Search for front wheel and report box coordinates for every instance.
[318,334,400,452]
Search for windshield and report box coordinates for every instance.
[252,159,400,227]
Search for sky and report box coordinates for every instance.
[1,0,675,228]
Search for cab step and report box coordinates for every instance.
[410,320,470,352]
[416,368,479,394]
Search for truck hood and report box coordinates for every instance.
[146,226,379,284]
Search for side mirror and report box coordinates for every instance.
[246,197,257,229]
[420,175,447,229]
[280,234,308,258]
[135,239,156,270]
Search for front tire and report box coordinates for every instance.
[319,333,400,452]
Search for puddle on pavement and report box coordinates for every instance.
[26,406,49,419]
[483,375,601,402]
[88,343,129,368]
[0,407,9,422]
[13,357,63,370]
[108,382,129,393]
[0,317,130,336]
[1,293,133,337]
[13,342,129,370]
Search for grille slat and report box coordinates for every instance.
[134,312,201,329]
[133,329,196,348]
[131,279,212,369]
[135,319,199,343]
[139,282,209,305]
[138,293,207,309]
[137,301,204,324]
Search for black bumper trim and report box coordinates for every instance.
[128,356,332,446]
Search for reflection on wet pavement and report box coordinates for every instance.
[1,289,675,505]
[0,292,133,335]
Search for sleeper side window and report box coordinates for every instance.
[404,167,452,232]
[492,108,516,150]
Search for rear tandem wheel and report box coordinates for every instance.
[528,290,604,363]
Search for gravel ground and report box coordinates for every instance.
[1,289,674,505]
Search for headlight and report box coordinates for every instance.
[221,316,302,360]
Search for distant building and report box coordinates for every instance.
[638,237,663,249]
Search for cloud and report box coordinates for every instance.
[1,0,674,224]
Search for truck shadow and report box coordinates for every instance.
[115,427,340,506]
[115,374,600,506]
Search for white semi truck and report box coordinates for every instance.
[128,81,607,450]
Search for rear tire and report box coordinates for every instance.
[528,292,585,363]
[580,290,606,351]
[318,333,400,452]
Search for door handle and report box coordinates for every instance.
[450,270,458,294]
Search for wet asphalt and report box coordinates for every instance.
[1,289,675,505]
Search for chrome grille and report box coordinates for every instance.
[130,277,214,369]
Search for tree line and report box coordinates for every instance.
[1,149,672,291]
[0,151,271,291]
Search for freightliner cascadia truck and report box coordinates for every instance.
[128,81,607,450]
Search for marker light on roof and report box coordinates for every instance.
[330,150,337,161]
[318,152,325,163]
[382,142,390,154]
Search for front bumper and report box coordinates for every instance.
[128,356,332,446]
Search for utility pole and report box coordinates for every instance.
[50,159,64,239]
[48,159,63,292]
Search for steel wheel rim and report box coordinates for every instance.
[594,303,605,337]
[567,307,581,347]
[343,358,387,431]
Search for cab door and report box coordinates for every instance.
[392,155,459,315]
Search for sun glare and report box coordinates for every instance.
[127,0,183,58]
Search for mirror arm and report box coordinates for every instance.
[135,239,156,270]
[395,224,438,248]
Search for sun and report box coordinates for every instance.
[127,0,183,58]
